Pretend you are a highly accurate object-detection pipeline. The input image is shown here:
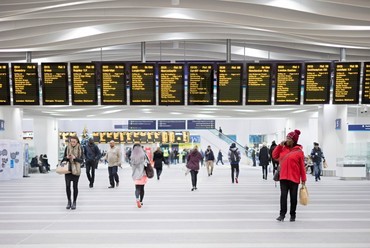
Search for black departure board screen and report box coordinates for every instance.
[71,63,97,105]
[12,63,39,105]
[246,64,272,105]
[333,62,360,104]
[275,63,301,105]
[362,62,370,104]
[41,63,68,105]
[304,63,331,104]
[130,64,155,105]
[188,64,214,105]
[0,64,10,105]
[101,63,126,105]
[217,64,242,105]
[159,64,184,105]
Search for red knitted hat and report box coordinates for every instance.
[286,129,301,143]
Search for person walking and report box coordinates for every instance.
[269,141,279,174]
[216,150,224,165]
[83,138,101,188]
[311,142,325,182]
[205,145,215,176]
[228,143,241,184]
[62,136,83,210]
[272,129,307,222]
[186,145,203,191]
[259,143,270,180]
[105,140,121,188]
[153,147,164,180]
[130,144,148,208]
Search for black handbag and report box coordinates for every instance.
[144,163,154,179]
[273,167,280,181]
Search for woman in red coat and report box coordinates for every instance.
[272,129,307,222]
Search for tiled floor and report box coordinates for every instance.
[1,163,370,248]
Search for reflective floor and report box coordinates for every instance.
[1,163,370,248]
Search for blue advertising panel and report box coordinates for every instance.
[158,120,186,130]
[348,124,370,131]
[128,120,156,130]
[190,135,201,143]
[187,120,215,129]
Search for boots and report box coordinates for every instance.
[71,201,76,210]
[66,201,71,209]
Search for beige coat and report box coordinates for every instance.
[105,146,122,167]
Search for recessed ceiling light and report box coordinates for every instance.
[292,110,307,114]
[170,112,182,115]
[267,108,296,111]
[102,109,123,114]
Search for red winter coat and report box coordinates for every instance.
[272,144,306,184]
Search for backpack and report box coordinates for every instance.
[230,149,240,163]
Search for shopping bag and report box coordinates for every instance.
[323,161,328,168]
[299,185,309,206]
[56,161,71,175]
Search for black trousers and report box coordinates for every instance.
[135,185,145,202]
[85,160,96,186]
[216,158,224,165]
[272,160,279,174]
[231,164,239,182]
[190,170,198,188]
[65,174,80,202]
[108,166,119,187]
[155,168,162,179]
[262,165,268,179]
[279,180,299,218]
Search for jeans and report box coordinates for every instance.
[279,180,299,218]
[108,166,119,187]
[85,159,96,186]
[65,174,80,202]
[262,165,268,179]
[190,170,198,188]
[314,162,322,181]
[231,164,239,183]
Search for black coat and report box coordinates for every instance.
[258,146,269,166]
[153,151,164,169]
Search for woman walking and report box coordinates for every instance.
[153,147,164,180]
[186,145,203,191]
[272,130,307,222]
[62,136,83,210]
[130,144,148,208]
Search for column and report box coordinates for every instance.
[33,117,59,169]
[141,42,146,63]
[0,107,23,140]
[226,39,231,63]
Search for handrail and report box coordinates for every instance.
[209,129,247,153]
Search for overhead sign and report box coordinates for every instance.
[128,120,156,130]
[187,120,215,129]
[158,120,186,130]
[348,124,370,131]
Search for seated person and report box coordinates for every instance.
[30,156,44,173]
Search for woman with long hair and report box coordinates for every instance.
[62,136,83,210]
[186,145,203,191]
[130,144,148,208]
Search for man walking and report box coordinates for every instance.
[205,145,215,176]
[228,143,241,183]
[84,138,101,188]
[105,140,122,188]
[311,142,325,182]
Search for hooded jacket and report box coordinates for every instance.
[272,144,306,184]
[186,149,202,171]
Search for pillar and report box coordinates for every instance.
[141,42,146,63]
[226,39,231,63]
[0,107,23,140]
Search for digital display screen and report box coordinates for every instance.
[0,64,10,105]
[130,64,155,105]
[41,63,68,105]
[188,64,214,105]
[304,63,331,104]
[101,63,126,105]
[246,64,272,105]
[333,62,360,104]
[71,63,97,105]
[361,62,370,104]
[187,120,215,129]
[217,64,242,105]
[159,64,184,105]
[11,63,39,105]
[275,63,301,105]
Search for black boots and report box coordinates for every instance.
[71,202,76,210]
[276,216,285,222]
[66,201,71,209]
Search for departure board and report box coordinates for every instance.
[11,63,39,105]
[333,62,360,104]
[101,63,126,105]
[159,64,184,105]
[188,64,214,105]
[304,63,331,104]
[362,62,370,104]
[130,64,155,105]
[71,63,97,105]
[217,64,242,105]
[246,64,272,105]
[275,63,301,105]
[41,63,68,105]
[0,64,10,105]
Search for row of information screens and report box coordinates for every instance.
[0,62,369,106]
[60,131,190,144]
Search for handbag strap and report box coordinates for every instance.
[277,148,302,171]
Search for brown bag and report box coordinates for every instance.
[299,185,309,206]
[71,162,81,176]
[56,161,71,175]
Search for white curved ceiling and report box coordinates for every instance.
[1,0,369,119]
